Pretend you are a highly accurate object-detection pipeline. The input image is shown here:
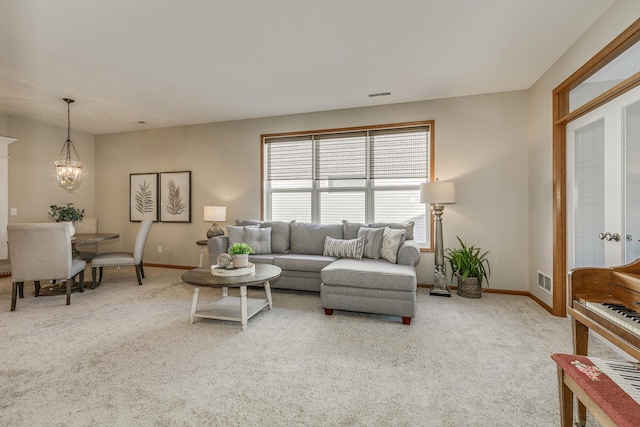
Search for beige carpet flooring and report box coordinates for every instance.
[0,267,619,426]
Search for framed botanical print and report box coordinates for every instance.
[130,173,158,222]
[159,171,191,223]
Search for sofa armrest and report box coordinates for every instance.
[397,239,420,266]
[207,236,229,266]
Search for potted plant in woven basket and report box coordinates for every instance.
[445,237,490,298]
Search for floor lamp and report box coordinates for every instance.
[420,179,457,297]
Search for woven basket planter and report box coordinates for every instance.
[456,274,482,299]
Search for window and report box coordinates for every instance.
[262,121,433,246]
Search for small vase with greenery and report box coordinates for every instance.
[48,203,84,222]
[445,236,490,298]
[228,243,253,268]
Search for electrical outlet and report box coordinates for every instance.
[158,246,162,253]
[10,208,17,216]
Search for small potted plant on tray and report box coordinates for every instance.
[228,242,253,268]
[445,236,490,299]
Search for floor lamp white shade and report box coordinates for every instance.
[420,180,456,296]
[204,206,226,238]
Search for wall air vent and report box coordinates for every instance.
[537,271,552,293]
[368,92,391,97]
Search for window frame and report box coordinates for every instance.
[260,120,435,251]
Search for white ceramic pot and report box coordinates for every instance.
[232,254,248,268]
[67,221,76,237]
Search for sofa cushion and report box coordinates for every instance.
[244,227,272,254]
[248,254,276,265]
[291,222,343,255]
[227,225,258,247]
[236,220,292,253]
[273,254,337,273]
[342,220,368,240]
[321,259,416,292]
[323,236,365,259]
[369,221,415,240]
[380,227,407,264]
[357,227,384,259]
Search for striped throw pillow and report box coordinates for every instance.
[323,236,365,259]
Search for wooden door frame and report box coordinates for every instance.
[552,18,640,317]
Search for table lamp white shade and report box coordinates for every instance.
[203,206,226,222]
[204,206,226,238]
[420,181,456,205]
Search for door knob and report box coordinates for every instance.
[598,232,620,242]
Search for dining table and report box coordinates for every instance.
[39,232,119,296]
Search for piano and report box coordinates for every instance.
[568,257,640,362]
[568,259,640,425]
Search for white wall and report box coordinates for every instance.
[7,116,95,224]
[95,90,530,289]
[527,0,640,306]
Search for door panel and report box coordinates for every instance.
[568,85,640,270]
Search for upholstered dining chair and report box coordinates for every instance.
[7,223,86,311]
[91,219,153,288]
[74,217,98,260]
[0,258,11,276]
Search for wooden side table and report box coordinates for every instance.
[196,239,208,267]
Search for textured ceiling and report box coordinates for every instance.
[0,0,615,135]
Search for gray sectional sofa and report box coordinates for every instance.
[207,219,420,325]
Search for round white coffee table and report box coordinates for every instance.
[181,264,281,330]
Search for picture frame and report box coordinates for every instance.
[130,173,158,222]
[159,171,191,223]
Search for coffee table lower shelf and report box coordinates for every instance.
[192,296,270,323]
[189,285,272,330]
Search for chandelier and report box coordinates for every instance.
[55,98,83,189]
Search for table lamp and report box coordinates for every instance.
[204,206,226,238]
[420,179,456,296]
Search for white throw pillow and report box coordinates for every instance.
[380,227,406,263]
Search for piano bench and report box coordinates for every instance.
[552,353,640,427]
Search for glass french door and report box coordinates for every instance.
[567,85,640,269]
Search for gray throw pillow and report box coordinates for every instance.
[236,219,292,253]
[323,236,365,259]
[227,225,258,247]
[291,222,343,255]
[368,221,415,240]
[357,227,385,259]
[342,220,368,240]
[244,227,272,255]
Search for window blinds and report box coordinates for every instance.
[265,126,428,181]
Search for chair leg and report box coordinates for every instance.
[66,279,71,305]
[92,267,97,290]
[11,282,19,311]
[34,281,41,297]
[18,282,25,298]
[78,270,85,292]
[99,267,103,283]
[140,262,145,279]
[135,264,143,286]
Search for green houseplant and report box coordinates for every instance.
[445,236,490,298]
[48,203,85,222]
[48,203,84,236]
[228,243,253,268]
